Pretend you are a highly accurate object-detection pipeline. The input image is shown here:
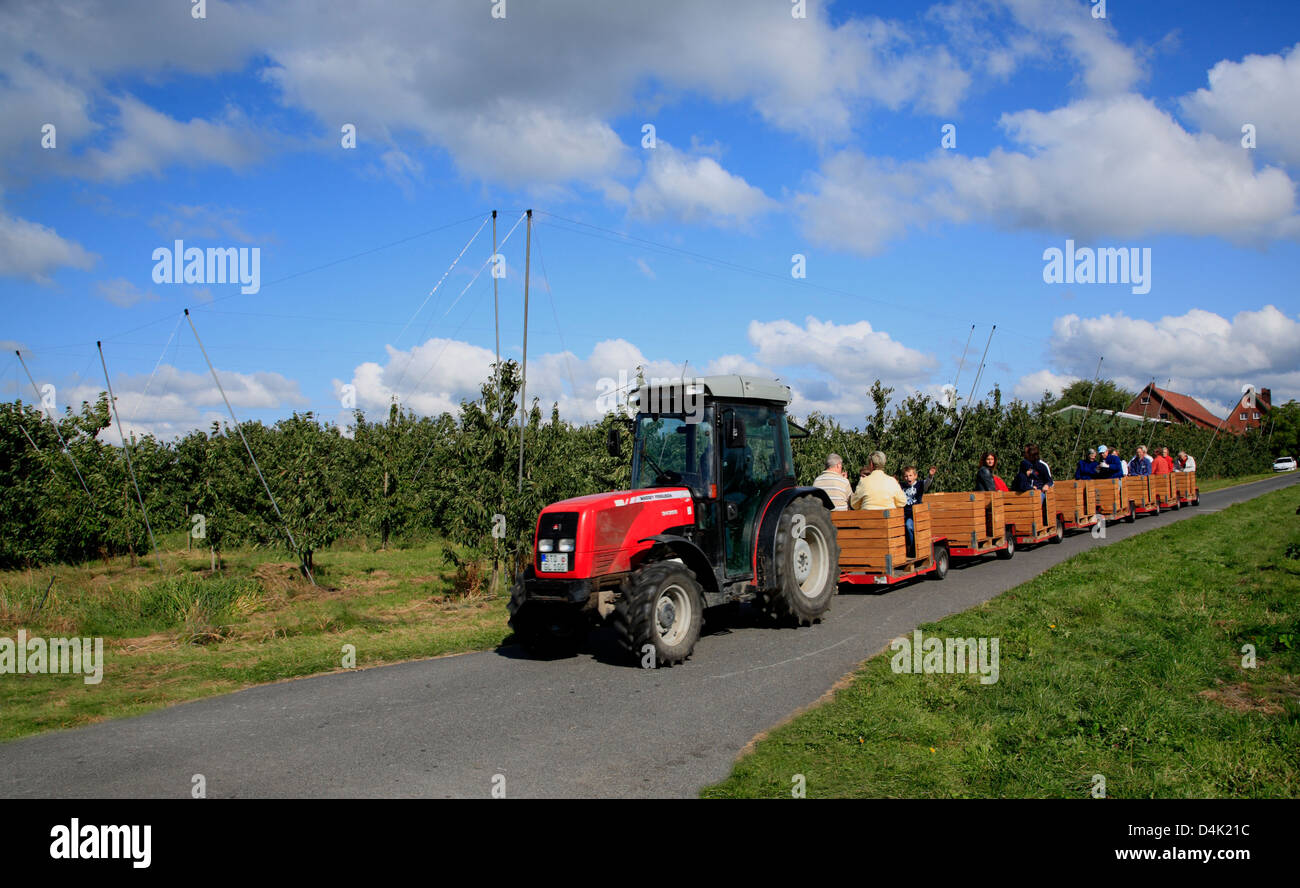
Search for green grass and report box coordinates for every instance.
[703,484,1300,798]
[0,538,514,741]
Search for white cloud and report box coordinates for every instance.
[1180,43,1300,168]
[0,207,98,282]
[799,94,1300,254]
[1012,368,1078,401]
[630,143,777,227]
[81,97,264,182]
[96,278,156,308]
[1046,305,1300,409]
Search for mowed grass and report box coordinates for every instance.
[0,536,514,742]
[704,484,1300,798]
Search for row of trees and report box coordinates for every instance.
[0,363,1287,571]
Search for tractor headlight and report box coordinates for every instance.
[537,539,554,552]
[557,538,575,553]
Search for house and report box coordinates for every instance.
[1122,384,1222,431]
[1224,387,1271,434]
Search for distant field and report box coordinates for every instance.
[0,537,514,741]
[704,484,1300,799]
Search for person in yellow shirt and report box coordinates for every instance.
[850,451,907,511]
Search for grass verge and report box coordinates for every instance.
[0,538,514,742]
[703,484,1300,798]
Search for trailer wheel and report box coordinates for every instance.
[996,533,1015,560]
[1126,502,1137,523]
[928,543,950,580]
[761,495,840,625]
[612,561,703,667]
[508,579,585,657]
[1051,514,1065,543]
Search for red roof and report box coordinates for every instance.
[1128,385,1222,430]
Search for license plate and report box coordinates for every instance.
[539,553,569,573]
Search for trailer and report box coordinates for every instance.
[833,503,950,586]
[1123,475,1159,516]
[925,491,1015,559]
[1146,474,1180,512]
[1175,470,1200,506]
[1053,480,1098,531]
[1089,477,1134,523]
[1004,488,1064,546]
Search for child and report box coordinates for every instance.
[898,464,936,552]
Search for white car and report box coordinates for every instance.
[1274,456,1298,472]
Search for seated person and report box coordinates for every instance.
[850,451,907,511]
[812,453,853,511]
[1129,445,1153,476]
[1015,444,1054,490]
[1096,444,1122,478]
[1075,449,1099,480]
[975,452,1008,491]
[899,465,936,552]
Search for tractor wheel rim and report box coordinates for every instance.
[795,525,829,599]
[655,583,691,646]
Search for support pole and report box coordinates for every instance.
[518,209,532,493]
[185,310,316,586]
[15,350,95,501]
[946,325,996,466]
[97,341,163,569]
[1071,357,1105,457]
[492,209,501,418]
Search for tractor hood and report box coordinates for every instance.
[533,488,696,579]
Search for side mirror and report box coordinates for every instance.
[606,425,621,458]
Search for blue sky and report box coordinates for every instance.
[2,0,1298,441]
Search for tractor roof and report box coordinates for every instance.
[638,374,792,406]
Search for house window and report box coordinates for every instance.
[1240,413,1247,421]
[1140,396,1149,405]
[1253,412,1260,420]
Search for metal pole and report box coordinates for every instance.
[492,209,501,417]
[1071,356,1105,457]
[98,341,163,569]
[946,325,995,465]
[517,209,532,492]
[15,350,94,501]
[949,323,975,411]
[185,310,316,586]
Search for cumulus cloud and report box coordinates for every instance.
[96,278,156,308]
[0,207,98,282]
[799,94,1300,254]
[81,97,264,182]
[630,143,777,227]
[1180,42,1300,168]
[1012,368,1079,401]
[1046,305,1300,410]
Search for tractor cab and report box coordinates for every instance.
[510,375,840,666]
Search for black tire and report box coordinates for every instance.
[760,495,840,625]
[507,579,585,657]
[1126,502,1137,523]
[612,561,703,667]
[1051,514,1065,543]
[996,532,1015,560]
[929,543,949,579]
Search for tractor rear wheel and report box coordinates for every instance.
[612,562,703,667]
[761,495,839,625]
[508,580,585,657]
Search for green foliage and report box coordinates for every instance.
[1051,377,1136,413]
[0,371,1276,571]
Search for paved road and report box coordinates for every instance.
[3,474,1297,798]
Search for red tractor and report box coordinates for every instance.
[508,376,840,666]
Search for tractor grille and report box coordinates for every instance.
[537,511,579,549]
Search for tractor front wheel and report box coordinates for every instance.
[762,495,840,625]
[613,562,703,667]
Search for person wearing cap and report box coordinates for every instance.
[1097,444,1123,478]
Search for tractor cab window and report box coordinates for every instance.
[718,402,794,576]
[631,410,715,495]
